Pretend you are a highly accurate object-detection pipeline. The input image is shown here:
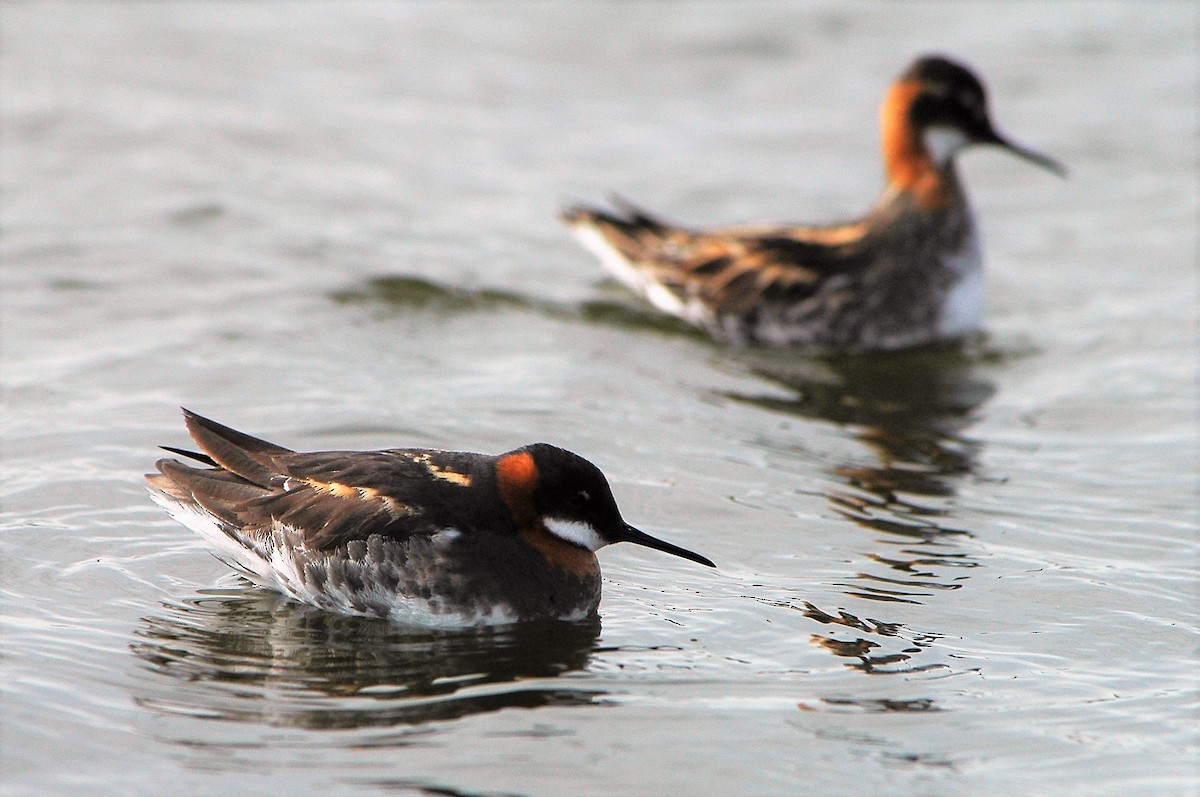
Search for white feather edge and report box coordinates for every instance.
[147,488,528,627]
[148,488,273,585]
[567,222,712,326]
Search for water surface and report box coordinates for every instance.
[2,3,1196,795]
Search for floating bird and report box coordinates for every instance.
[562,55,1064,350]
[146,409,714,626]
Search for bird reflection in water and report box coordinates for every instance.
[727,344,994,678]
[130,590,602,733]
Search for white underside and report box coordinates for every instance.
[149,489,537,628]
[568,223,712,326]
[936,228,985,338]
[925,127,985,339]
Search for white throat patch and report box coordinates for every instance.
[544,517,607,552]
[923,126,971,169]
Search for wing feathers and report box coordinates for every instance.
[182,407,292,488]
[563,198,869,320]
[147,411,499,552]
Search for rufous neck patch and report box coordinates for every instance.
[520,526,600,577]
[880,80,948,210]
[496,450,597,576]
[496,450,538,523]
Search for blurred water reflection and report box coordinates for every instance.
[728,346,994,677]
[330,273,705,339]
[3,2,1192,792]
[131,590,603,731]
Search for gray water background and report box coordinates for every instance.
[2,3,1196,795]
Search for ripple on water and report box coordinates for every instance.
[129,592,606,733]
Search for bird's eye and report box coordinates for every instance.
[567,490,590,509]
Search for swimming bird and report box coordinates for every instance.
[146,409,714,626]
[561,55,1065,351]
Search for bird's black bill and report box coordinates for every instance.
[994,131,1067,177]
[616,523,716,568]
[160,445,217,466]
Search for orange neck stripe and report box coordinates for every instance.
[880,80,948,210]
[520,526,599,577]
[497,450,598,576]
[496,450,538,523]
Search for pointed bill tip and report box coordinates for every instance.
[616,523,716,568]
[996,133,1067,177]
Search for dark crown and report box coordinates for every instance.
[902,55,986,99]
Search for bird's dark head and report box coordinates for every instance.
[891,54,1065,175]
[495,443,715,567]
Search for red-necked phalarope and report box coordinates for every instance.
[146,409,714,627]
[562,54,1065,351]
